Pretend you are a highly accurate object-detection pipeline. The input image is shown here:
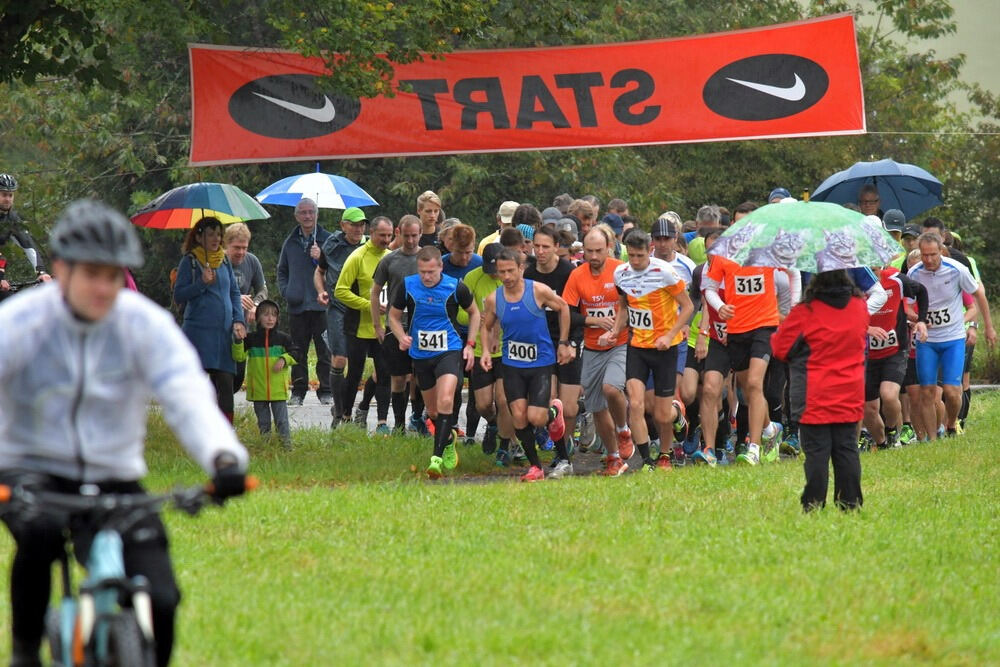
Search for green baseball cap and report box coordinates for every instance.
[342,207,367,223]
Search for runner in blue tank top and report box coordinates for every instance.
[388,246,480,479]
[480,249,573,482]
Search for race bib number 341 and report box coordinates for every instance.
[418,330,448,352]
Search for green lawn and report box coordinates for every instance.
[2,393,999,664]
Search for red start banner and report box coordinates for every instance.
[189,13,864,165]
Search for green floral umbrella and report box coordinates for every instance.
[708,200,900,272]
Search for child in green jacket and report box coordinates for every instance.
[232,299,297,447]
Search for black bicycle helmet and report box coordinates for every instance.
[49,199,145,268]
[0,174,17,191]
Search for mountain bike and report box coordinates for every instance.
[0,477,255,666]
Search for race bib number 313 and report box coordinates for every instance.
[418,330,448,352]
[734,275,765,295]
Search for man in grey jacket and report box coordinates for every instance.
[0,200,249,667]
[277,198,332,405]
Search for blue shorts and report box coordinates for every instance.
[325,307,347,358]
[915,338,964,387]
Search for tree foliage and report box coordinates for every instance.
[0,0,994,307]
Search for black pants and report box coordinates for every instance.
[799,422,863,511]
[207,369,234,417]
[1,473,180,667]
[289,310,332,399]
[343,336,389,420]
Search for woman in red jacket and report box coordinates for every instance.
[771,270,869,511]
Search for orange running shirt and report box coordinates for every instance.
[613,257,687,348]
[705,256,779,335]
[562,259,629,351]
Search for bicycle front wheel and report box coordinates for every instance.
[104,611,155,667]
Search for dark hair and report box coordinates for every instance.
[552,193,574,213]
[921,217,945,232]
[556,230,575,248]
[182,217,223,254]
[499,227,524,248]
[802,269,863,303]
[416,245,442,263]
[496,248,524,266]
[858,184,880,200]
[533,223,558,244]
[733,201,758,216]
[607,198,628,214]
[624,229,651,250]
[257,300,279,318]
[511,204,542,230]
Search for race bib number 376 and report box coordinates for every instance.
[628,308,653,330]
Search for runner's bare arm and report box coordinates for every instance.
[973,282,997,346]
[387,306,410,351]
[597,293,629,346]
[314,265,329,306]
[370,280,385,341]
[463,300,481,371]
[657,287,695,350]
[536,283,572,364]
[480,292,496,371]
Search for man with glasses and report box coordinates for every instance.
[858,184,883,218]
[278,198,332,406]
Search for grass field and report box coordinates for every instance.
[2,393,999,665]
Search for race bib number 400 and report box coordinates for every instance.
[926,308,952,328]
[507,340,538,362]
[628,307,653,330]
[868,328,898,351]
[734,275,765,295]
[417,329,448,352]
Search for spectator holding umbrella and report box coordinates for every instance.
[771,269,869,511]
[173,216,246,421]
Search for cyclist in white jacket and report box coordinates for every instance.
[0,200,249,667]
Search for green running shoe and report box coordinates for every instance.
[427,455,444,479]
[442,429,460,470]
[899,424,916,445]
[736,445,760,466]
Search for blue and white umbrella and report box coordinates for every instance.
[811,158,943,220]
[256,170,378,210]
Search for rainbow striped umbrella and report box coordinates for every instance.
[130,182,270,229]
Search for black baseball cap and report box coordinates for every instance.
[482,243,503,275]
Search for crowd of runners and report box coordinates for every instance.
[303,186,995,482]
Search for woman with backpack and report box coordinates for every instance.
[173,217,246,421]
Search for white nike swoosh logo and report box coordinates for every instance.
[725,73,806,101]
[252,92,337,122]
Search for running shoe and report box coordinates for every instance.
[601,456,629,477]
[682,426,702,457]
[482,423,499,455]
[425,416,436,436]
[885,427,900,449]
[548,399,566,442]
[954,422,965,436]
[692,448,717,467]
[442,430,459,470]
[616,429,635,460]
[374,423,391,438]
[511,443,528,465]
[656,454,672,470]
[495,449,510,467]
[287,395,304,407]
[408,413,429,436]
[548,459,574,479]
[780,432,801,456]
[535,426,554,451]
[641,461,656,473]
[672,399,688,441]
[899,423,916,445]
[521,465,545,482]
[463,437,477,447]
[736,444,760,466]
[671,442,686,467]
[353,408,369,426]
[762,421,783,462]
[427,456,444,479]
[858,429,875,452]
[455,426,466,438]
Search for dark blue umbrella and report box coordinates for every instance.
[811,158,943,220]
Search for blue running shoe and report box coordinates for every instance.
[780,432,801,456]
[692,448,717,467]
